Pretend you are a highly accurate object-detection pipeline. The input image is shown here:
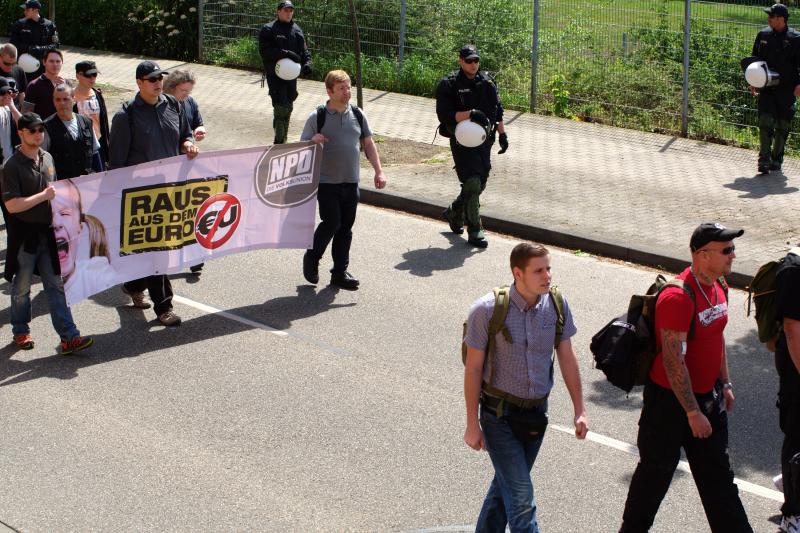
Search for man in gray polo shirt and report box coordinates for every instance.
[463,242,588,532]
[300,69,386,290]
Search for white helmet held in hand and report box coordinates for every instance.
[275,58,301,81]
[745,60,780,88]
[455,120,487,147]
[18,53,40,74]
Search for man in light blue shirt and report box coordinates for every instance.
[300,69,386,290]
[464,242,589,533]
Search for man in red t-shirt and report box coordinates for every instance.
[619,222,752,533]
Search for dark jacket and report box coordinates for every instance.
[44,113,94,180]
[436,69,504,179]
[258,19,312,105]
[9,16,58,79]
[73,87,110,167]
[753,26,800,117]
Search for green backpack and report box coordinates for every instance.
[461,286,565,406]
[747,247,800,351]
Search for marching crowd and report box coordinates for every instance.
[0,1,799,532]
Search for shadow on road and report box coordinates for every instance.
[0,284,355,387]
[395,232,485,277]
[723,173,799,199]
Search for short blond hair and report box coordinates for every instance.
[324,70,351,90]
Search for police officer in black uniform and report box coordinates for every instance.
[9,0,58,80]
[750,3,800,174]
[259,0,312,144]
[437,45,507,248]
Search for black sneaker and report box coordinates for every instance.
[758,165,770,175]
[467,236,489,248]
[442,208,464,235]
[331,271,359,291]
[303,251,319,284]
[770,163,782,172]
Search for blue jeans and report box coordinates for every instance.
[11,242,80,340]
[476,403,547,533]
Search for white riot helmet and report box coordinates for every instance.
[742,57,780,88]
[275,58,301,81]
[18,53,40,74]
[455,120,487,148]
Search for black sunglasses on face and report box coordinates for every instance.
[81,72,98,78]
[464,58,480,64]
[2,61,15,67]
[26,126,46,134]
[702,245,735,255]
[143,75,163,83]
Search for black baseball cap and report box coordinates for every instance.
[76,60,99,76]
[0,78,10,95]
[136,60,164,80]
[764,3,789,18]
[460,45,480,60]
[277,0,294,8]
[20,1,41,9]
[690,223,744,252]
[18,112,43,131]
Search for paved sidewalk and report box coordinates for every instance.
[58,46,800,282]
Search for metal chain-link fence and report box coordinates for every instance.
[200,0,798,151]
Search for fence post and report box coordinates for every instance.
[399,0,407,66]
[530,0,540,113]
[681,0,691,137]
[347,0,364,109]
[198,0,205,62]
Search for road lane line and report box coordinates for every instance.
[173,295,351,356]
[551,424,783,502]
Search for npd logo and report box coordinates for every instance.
[255,144,320,208]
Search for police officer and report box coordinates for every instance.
[436,44,507,249]
[750,3,800,174]
[259,0,312,145]
[9,0,58,80]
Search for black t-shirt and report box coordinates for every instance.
[776,251,800,388]
[0,148,55,225]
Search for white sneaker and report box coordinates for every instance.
[775,473,785,493]
[781,515,800,533]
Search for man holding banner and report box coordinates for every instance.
[109,60,198,327]
[1,112,93,354]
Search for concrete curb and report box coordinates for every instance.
[359,188,753,290]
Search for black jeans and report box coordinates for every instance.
[308,183,359,275]
[777,335,800,517]
[620,381,752,533]
[124,275,173,316]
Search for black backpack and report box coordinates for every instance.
[590,274,728,393]
[316,104,365,139]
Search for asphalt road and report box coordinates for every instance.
[0,205,787,532]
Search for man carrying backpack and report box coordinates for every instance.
[463,242,588,533]
[619,223,752,533]
[775,246,800,533]
[299,70,386,291]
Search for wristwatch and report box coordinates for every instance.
[722,382,733,391]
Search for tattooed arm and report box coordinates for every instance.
[661,328,712,438]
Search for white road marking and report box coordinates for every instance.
[551,424,783,502]
[172,295,351,356]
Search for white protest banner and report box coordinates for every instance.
[51,142,322,305]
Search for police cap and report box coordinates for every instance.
[764,3,789,19]
[20,0,42,9]
[459,45,480,60]
[277,0,294,9]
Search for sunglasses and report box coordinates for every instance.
[702,245,735,255]
[142,75,163,83]
[2,61,15,67]
[81,72,98,78]
[464,58,480,64]
[26,126,46,134]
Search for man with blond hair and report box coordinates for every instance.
[300,70,386,290]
